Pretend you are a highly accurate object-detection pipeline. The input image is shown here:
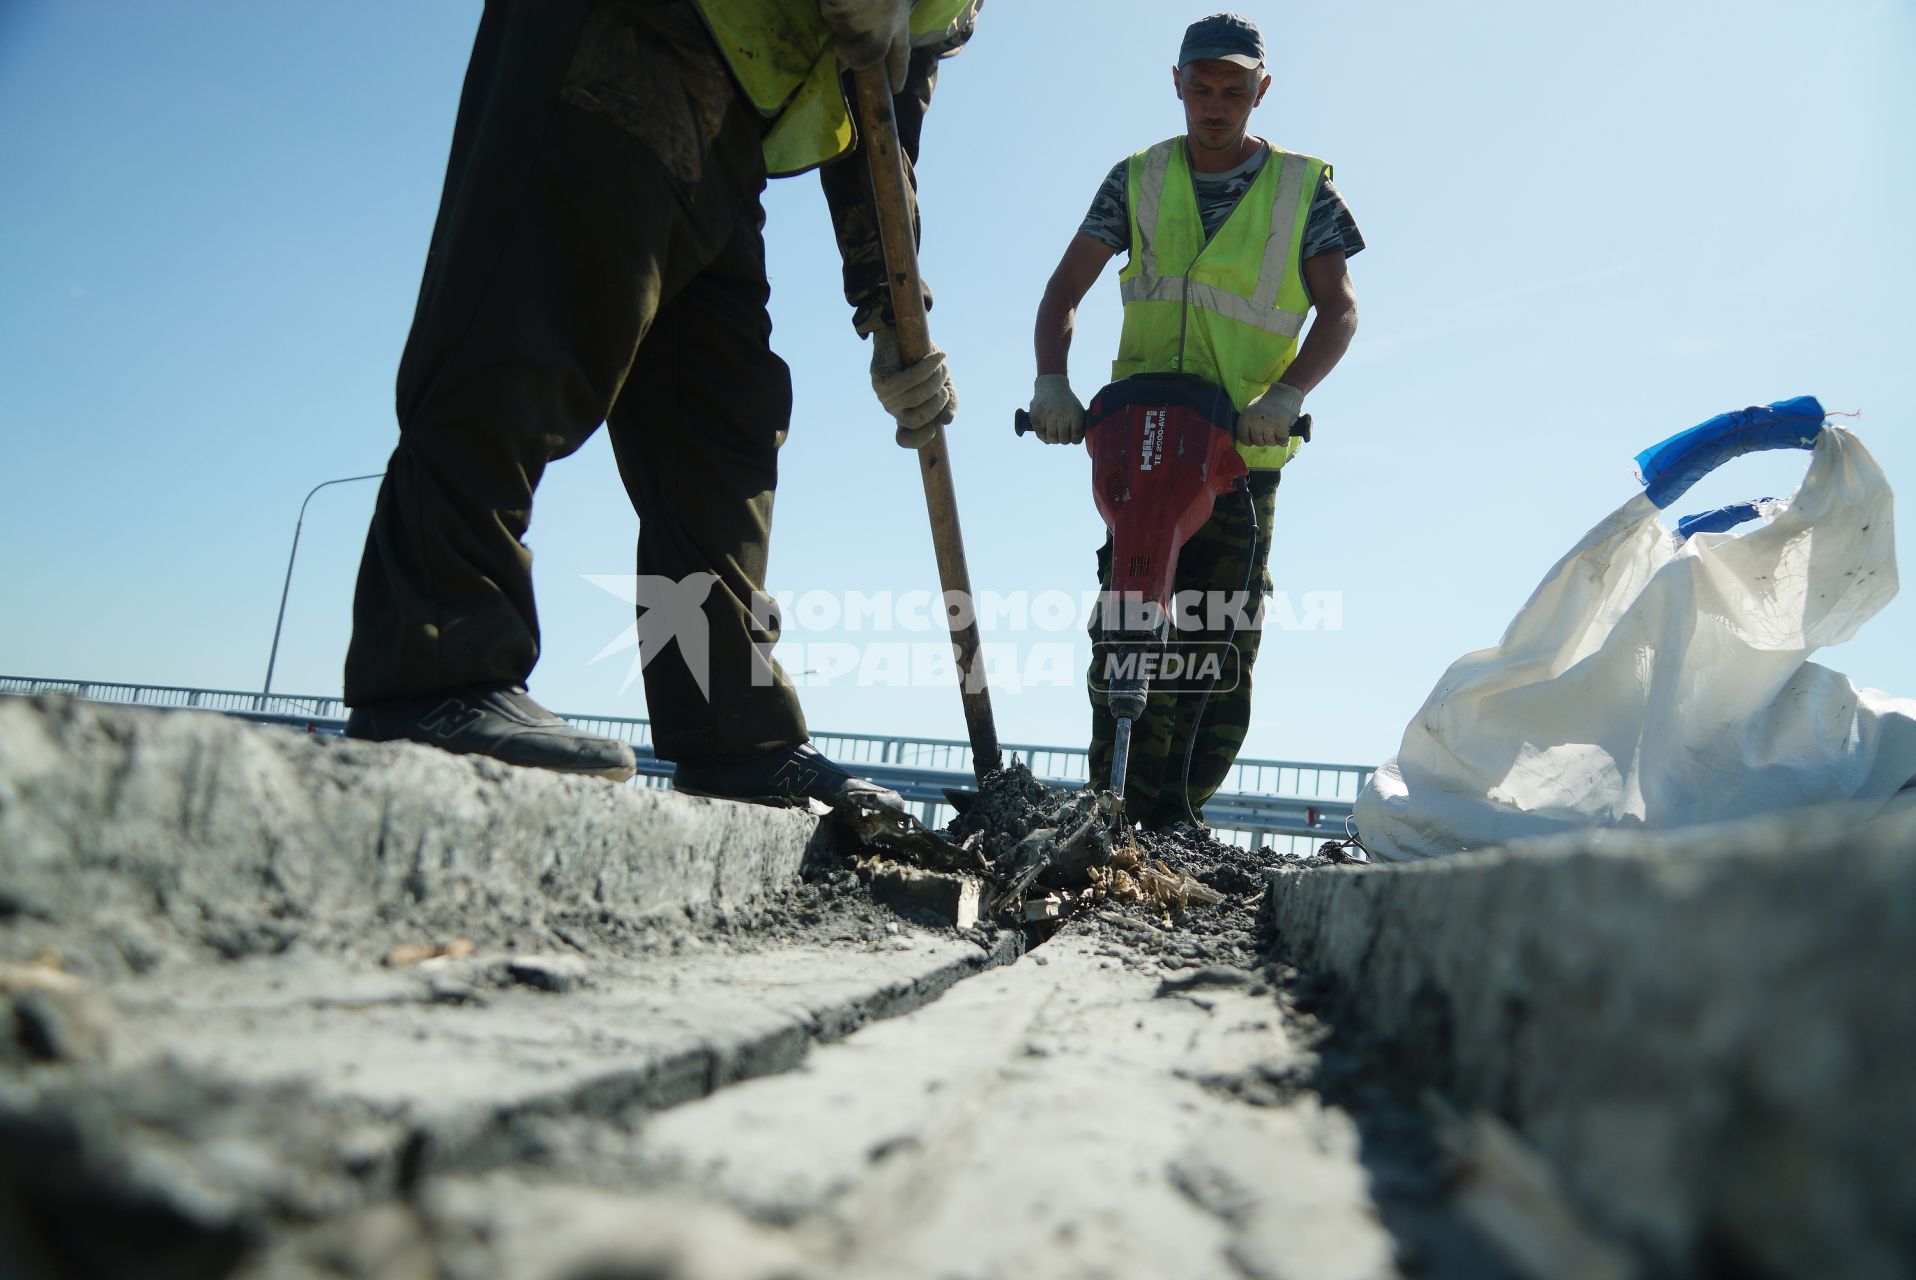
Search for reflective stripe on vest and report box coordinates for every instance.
[1113,137,1326,470]
[698,0,978,177]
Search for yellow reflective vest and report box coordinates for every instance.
[1113,137,1328,470]
[695,0,979,177]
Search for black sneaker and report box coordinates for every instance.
[672,742,906,812]
[345,684,636,782]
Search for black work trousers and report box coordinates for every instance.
[345,0,807,762]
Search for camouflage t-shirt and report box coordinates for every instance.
[1078,144,1365,287]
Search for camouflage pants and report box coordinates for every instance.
[1087,470,1281,827]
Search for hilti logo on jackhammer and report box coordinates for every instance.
[1140,409,1166,471]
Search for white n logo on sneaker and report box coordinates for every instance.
[771,757,821,794]
[420,698,482,740]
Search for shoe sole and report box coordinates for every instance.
[673,783,911,819]
[344,729,636,785]
[672,785,823,813]
[577,762,639,784]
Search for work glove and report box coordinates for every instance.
[871,325,957,449]
[1028,374,1086,445]
[1237,382,1304,448]
[820,0,912,92]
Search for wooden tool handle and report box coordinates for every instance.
[852,67,1002,782]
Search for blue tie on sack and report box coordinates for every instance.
[1675,499,1779,541]
[1634,395,1826,511]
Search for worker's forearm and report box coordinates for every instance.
[820,48,941,331]
[1034,286,1077,377]
[1279,299,1357,395]
[1032,235,1115,378]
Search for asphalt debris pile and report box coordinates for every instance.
[1139,823,1365,893]
[1073,824,1272,974]
[999,802,1374,971]
[833,795,990,876]
[933,762,1258,922]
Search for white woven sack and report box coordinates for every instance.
[1358,423,1916,861]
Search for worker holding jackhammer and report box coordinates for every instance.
[341,0,980,807]
[1028,12,1363,832]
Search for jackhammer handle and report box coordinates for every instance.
[1013,408,1313,442]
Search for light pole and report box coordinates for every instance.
[259,472,384,709]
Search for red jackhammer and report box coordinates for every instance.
[1019,372,1309,820]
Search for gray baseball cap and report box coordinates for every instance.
[1178,12,1265,69]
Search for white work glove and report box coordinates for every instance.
[820,0,912,92]
[1237,382,1304,448]
[1028,374,1086,445]
[871,326,957,449]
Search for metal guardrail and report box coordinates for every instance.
[1,675,1369,850]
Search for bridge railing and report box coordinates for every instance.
[2,675,1369,852]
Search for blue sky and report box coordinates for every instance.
[2,1,1912,768]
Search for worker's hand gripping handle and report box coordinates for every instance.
[1014,408,1313,443]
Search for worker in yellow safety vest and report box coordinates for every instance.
[344,0,979,807]
[1027,11,1364,831]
